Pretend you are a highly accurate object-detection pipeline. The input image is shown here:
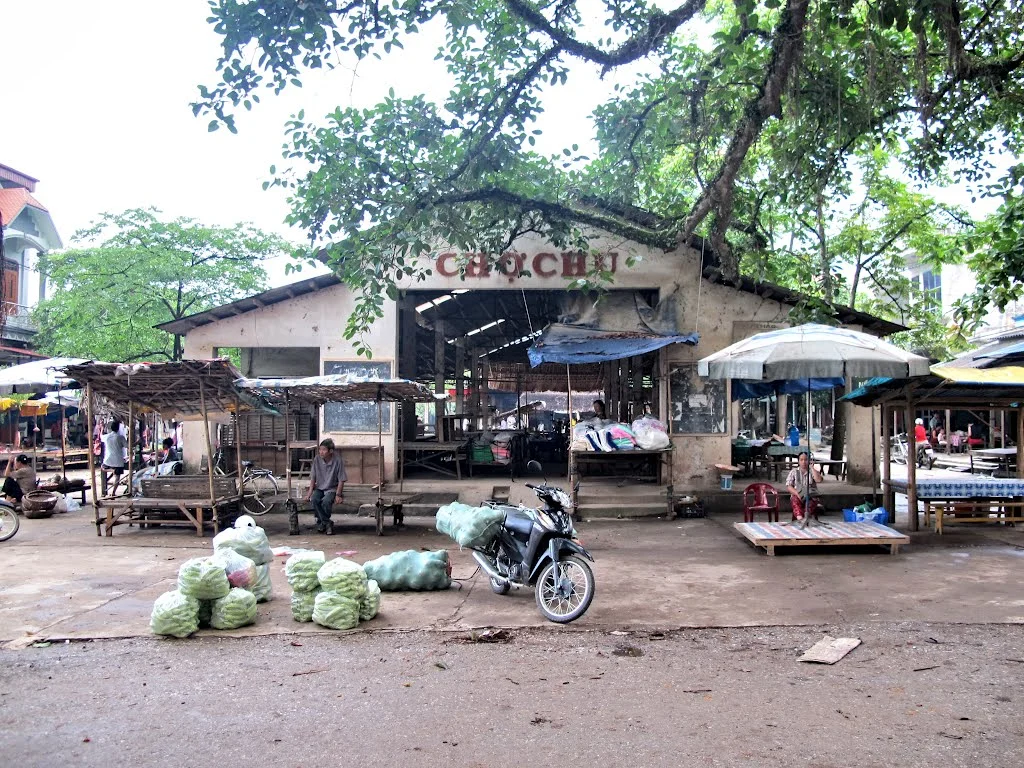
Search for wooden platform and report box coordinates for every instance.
[734,521,909,556]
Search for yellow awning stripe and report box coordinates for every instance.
[931,366,1024,385]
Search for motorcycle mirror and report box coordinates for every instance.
[526,459,546,483]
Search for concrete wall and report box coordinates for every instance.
[179,233,876,488]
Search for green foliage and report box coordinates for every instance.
[954,164,1024,333]
[33,209,287,362]
[196,2,1024,348]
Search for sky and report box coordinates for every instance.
[3,0,613,285]
[5,1,1006,290]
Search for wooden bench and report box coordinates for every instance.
[94,475,239,538]
[287,483,423,536]
[812,458,848,480]
[922,497,1024,534]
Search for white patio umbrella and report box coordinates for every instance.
[698,324,930,526]
[0,357,85,389]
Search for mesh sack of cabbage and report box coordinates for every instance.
[251,563,273,603]
[362,549,451,591]
[317,557,368,599]
[435,502,505,548]
[210,587,258,630]
[177,556,231,600]
[285,551,326,593]
[212,525,273,566]
[150,590,200,638]
[359,579,381,621]
[210,548,257,589]
[291,587,321,623]
[312,591,360,630]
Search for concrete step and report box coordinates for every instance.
[578,501,667,518]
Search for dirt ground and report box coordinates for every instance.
[1,623,1022,767]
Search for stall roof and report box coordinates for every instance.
[64,359,259,418]
[235,374,443,406]
[841,366,1024,408]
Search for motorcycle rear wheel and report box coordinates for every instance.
[0,505,20,542]
[535,555,594,624]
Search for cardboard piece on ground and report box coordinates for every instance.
[799,635,861,664]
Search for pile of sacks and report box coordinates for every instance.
[571,415,669,452]
[286,552,381,630]
[150,517,273,638]
[436,502,504,548]
[363,549,452,590]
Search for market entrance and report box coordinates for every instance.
[397,288,663,482]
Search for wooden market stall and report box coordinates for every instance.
[236,374,442,535]
[64,359,262,538]
[843,366,1024,533]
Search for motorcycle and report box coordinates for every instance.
[0,498,19,542]
[472,460,596,624]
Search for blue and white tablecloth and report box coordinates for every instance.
[887,476,1024,498]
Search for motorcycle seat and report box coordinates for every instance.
[503,512,535,537]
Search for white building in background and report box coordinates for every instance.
[904,253,1024,343]
[0,163,62,364]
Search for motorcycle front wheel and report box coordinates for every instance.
[535,555,595,624]
[0,505,20,542]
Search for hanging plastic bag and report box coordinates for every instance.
[213,525,273,566]
[210,548,257,589]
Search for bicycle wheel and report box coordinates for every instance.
[241,472,278,516]
[0,504,20,542]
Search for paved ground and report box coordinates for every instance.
[2,501,1023,645]
[1,624,1022,767]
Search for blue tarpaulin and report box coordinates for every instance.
[528,324,698,366]
[527,292,698,366]
[732,377,845,401]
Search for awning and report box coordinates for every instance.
[527,292,698,366]
[731,377,845,401]
[931,366,1024,384]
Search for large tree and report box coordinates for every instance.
[34,209,287,362]
[196,1,1024,343]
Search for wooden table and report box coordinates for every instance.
[885,476,1024,534]
[569,447,674,517]
[970,448,1017,475]
[400,441,468,479]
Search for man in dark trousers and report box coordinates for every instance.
[305,438,346,535]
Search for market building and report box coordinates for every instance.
[159,232,901,502]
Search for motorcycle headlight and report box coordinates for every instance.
[552,489,572,509]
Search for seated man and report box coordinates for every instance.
[785,451,824,522]
[3,454,37,504]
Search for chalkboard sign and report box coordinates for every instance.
[323,360,394,433]
[669,365,727,434]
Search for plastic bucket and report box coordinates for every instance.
[720,474,733,491]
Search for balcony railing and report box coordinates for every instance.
[1,302,37,334]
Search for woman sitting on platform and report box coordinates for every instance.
[785,451,824,522]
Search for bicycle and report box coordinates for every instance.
[212,451,280,516]
[0,499,19,542]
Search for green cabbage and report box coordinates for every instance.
[291,587,321,622]
[362,550,451,591]
[251,563,273,603]
[212,526,273,565]
[177,557,231,600]
[285,551,325,592]
[150,590,200,638]
[210,587,258,630]
[359,580,381,621]
[312,591,360,630]
[316,558,368,599]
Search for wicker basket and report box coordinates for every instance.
[22,490,58,519]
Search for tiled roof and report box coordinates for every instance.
[0,187,48,227]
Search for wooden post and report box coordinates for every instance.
[882,404,894,519]
[469,347,480,430]
[126,402,135,496]
[945,408,952,453]
[515,370,522,431]
[198,378,215,537]
[1000,410,1006,449]
[454,342,465,429]
[86,384,100,536]
[235,394,245,507]
[434,319,445,439]
[905,402,918,532]
[1017,407,1023,479]
[377,394,384,496]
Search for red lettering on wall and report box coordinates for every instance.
[496,252,526,282]
[465,253,491,278]
[436,252,458,277]
[593,252,619,274]
[533,252,557,277]
[561,252,587,278]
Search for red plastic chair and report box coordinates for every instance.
[742,482,779,523]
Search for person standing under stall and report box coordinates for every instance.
[785,451,824,522]
[305,438,346,536]
[101,420,128,498]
